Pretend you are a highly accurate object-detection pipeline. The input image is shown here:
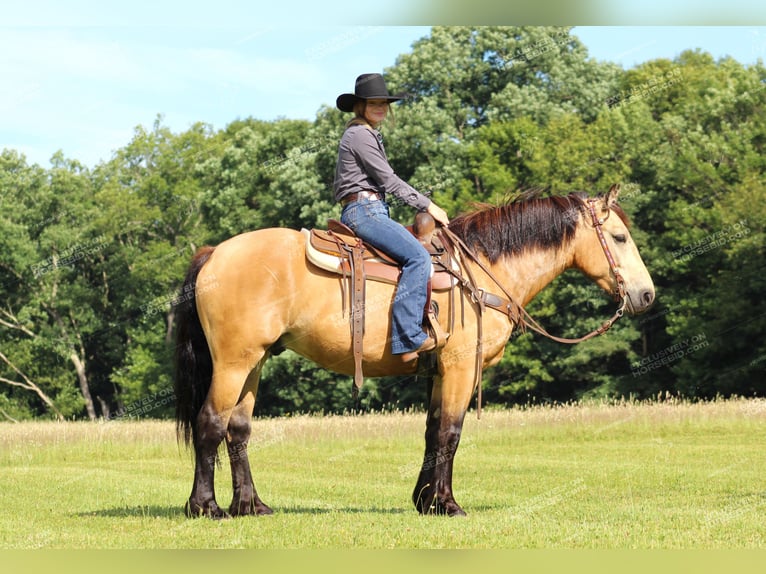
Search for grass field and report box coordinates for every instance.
[1,399,764,549]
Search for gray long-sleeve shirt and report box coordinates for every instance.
[333,124,432,211]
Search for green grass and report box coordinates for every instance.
[1,399,764,549]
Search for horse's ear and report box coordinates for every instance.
[606,183,621,207]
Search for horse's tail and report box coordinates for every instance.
[174,245,216,448]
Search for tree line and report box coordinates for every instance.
[1,26,764,420]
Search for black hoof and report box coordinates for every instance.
[229,499,274,517]
[255,503,274,516]
[446,504,467,517]
[185,499,230,519]
[413,487,466,517]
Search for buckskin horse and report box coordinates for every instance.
[174,184,655,518]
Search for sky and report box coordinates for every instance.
[2,6,766,168]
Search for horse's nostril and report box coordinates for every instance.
[642,291,655,306]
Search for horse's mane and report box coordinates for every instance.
[447,191,630,263]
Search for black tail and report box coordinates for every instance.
[174,245,216,448]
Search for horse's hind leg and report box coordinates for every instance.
[226,365,273,516]
[186,366,250,519]
[186,400,228,518]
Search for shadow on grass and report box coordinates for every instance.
[77,505,410,518]
[275,506,408,515]
[77,506,184,519]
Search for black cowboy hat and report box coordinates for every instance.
[336,73,407,113]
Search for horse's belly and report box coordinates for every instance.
[282,275,419,377]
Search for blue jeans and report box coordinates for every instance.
[341,197,430,354]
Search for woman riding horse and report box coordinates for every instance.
[334,73,451,362]
[174,183,655,518]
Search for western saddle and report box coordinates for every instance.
[302,212,456,397]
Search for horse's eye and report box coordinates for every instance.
[613,234,627,243]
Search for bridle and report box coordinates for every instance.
[586,198,628,303]
[437,196,630,416]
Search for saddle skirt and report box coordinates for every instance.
[301,218,458,290]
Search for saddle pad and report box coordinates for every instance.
[302,228,380,269]
[309,227,399,264]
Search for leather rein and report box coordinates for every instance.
[436,197,629,417]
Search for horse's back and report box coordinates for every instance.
[210,227,305,264]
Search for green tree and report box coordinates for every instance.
[620,52,766,399]
[0,150,105,419]
[93,118,216,417]
[198,117,338,239]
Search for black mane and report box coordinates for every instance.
[447,192,589,263]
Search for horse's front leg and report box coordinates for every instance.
[412,369,472,517]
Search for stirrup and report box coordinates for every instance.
[425,303,449,350]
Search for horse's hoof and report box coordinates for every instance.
[416,497,467,517]
[210,509,231,520]
[447,506,467,517]
[229,499,274,517]
[185,499,230,519]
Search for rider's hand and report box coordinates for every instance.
[427,202,450,226]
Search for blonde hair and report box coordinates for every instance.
[344,99,396,130]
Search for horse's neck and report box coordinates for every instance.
[481,245,574,307]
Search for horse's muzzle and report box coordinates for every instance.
[626,288,656,315]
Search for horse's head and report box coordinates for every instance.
[573,184,655,315]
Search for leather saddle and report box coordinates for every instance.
[301,213,456,397]
[303,214,456,291]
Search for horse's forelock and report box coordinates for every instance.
[611,203,632,229]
